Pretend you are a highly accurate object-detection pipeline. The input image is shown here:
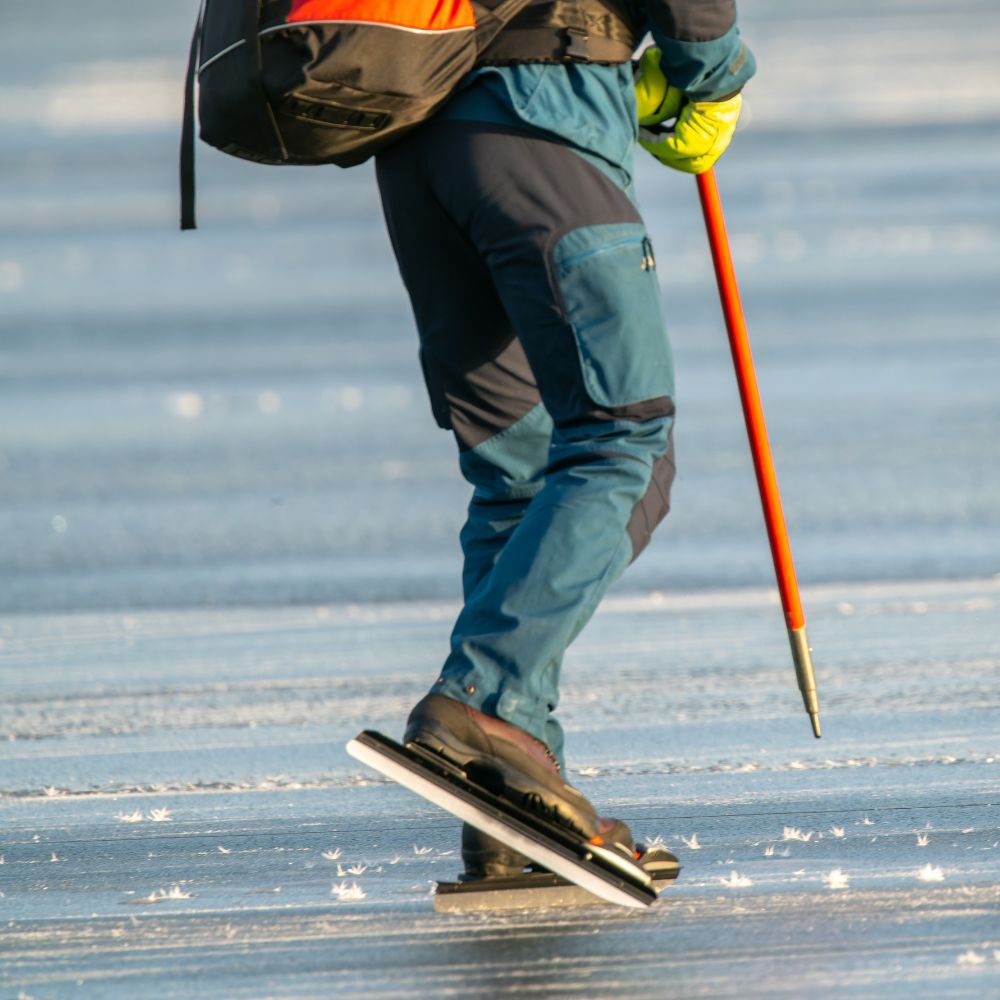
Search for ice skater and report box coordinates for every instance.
[374,0,755,884]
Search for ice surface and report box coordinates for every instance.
[2,0,1000,996]
[2,579,998,997]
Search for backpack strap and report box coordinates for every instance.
[473,0,542,52]
[179,0,204,231]
[479,0,638,65]
[558,1,590,60]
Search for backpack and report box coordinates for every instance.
[180,0,535,229]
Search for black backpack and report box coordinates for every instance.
[180,0,534,229]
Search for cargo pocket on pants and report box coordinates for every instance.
[551,223,673,409]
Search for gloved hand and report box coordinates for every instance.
[633,46,683,126]
[634,48,743,175]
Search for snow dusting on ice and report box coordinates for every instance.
[917,865,945,883]
[956,950,986,966]
[822,869,850,890]
[331,881,367,902]
[720,872,754,889]
[782,827,813,842]
[142,886,194,903]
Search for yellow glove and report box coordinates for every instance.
[633,47,683,126]
[638,91,743,174]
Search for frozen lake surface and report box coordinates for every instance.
[2,579,999,997]
[1,0,999,996]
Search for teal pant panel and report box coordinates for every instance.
[458,403,552,600]
[438,411,673,756]
[553,223,674,409]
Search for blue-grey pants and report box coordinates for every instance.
[376,121,675,765]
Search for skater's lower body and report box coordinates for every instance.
[377,120,675,878]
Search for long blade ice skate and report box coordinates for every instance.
[347,731,656,909]
[434,846,679,913]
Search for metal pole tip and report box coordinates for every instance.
[788,626,822,740]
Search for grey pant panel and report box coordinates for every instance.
[627,432,676,560]
[376,120,669,444]
[448,336,540,451]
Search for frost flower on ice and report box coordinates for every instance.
[956,950,986,965]
[822,868,849,889]
[146,885,193,902]
[917,864,944,882]
[782,827,813,842]
[331,880,366,901]
[719,872,753,888]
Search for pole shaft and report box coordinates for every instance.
[696,169,803,629]
[695,168,821,737]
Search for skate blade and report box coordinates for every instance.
[434,870,679,914]
[347,732,656,910]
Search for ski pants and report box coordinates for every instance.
[376,120,675,765]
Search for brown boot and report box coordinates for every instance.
[405,694,636,878]
[460,825,531,880]
[404,694,600,837]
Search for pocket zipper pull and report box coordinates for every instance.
[641,236,656,271]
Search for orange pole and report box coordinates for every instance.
[695,168,821,738]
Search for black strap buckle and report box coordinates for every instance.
[564,25,590,60]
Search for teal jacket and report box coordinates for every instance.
[439,6,755,183]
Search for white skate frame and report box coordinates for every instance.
[347,736,653,910]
